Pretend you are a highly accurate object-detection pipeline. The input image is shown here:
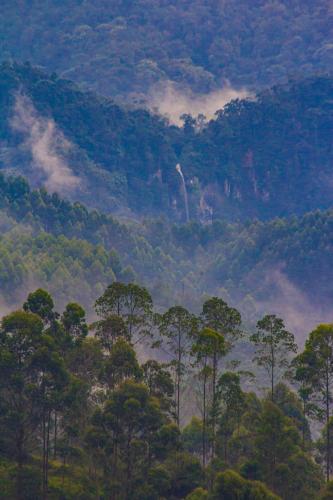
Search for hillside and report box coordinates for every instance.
[1,63,333,222]
[0,0,332,98]
[1,174,333,338]
[0,62,177,215]
[2,4,333,498]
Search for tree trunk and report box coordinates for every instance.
[326,364,330,482]
[126,430,132,499]
[45,409,51,497]
[202,372,207,468]
[211,351,217,458]
[53,411,57,460]
[270,327,275,402]
[177,325,181,425]
[42,409,46,499]
[15,426,25,500]
[302,397,307,450]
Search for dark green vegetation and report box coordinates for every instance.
[0,2,332,498]
[2,284,333,499]
[1,173,333,324]
[1,63,333,222]
[0,0,332,97]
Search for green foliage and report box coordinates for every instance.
[185,487,209,500]
[182,417,204,456]
[92,314,129,353]
[0,286,328,498]
[95,282,154,345]
[61,303,88,343]
[1,169,333,316]
[0,229,118,311]
[215,372,245,464]
[295,324,333,481]
[201,297,242,351]
[165,451,204,499]
[250,315,297,401]
[254,401,300,491]
[0,1,331,96]
[23,289,55,323]
[101,338,142,389]
[142,360,174,414]
[211,469,280,500]
[319,480,333,499]
[277,451,323,500]
[1,64,333,224]
[157,305,197,423]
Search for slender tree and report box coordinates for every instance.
[216,372,245,464]
[61,303,88,344]
[95,282,153,344]
[0,309,69,499]
[192,327,226,466]
[0,310,44,498]
[250,315,297,401]
[23,289,57,325]
[142,360,174,414]
[87,380,165,498]
[294,324,333,482]
[201,298,242,454]
[101,338,142,392]
[255,401,300,491]
[157,306,197,424]
[92,314,129,353]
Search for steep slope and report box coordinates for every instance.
[180,76,333,219]
[1,63,333,222]
[0,62,178,215]
[0,0,332,97]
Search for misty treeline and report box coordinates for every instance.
[2,172,333,319]
[2,63,333,222]
[1,282,333,499]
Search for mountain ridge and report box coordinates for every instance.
[1,63,333,223]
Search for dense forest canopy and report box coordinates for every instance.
[1,173,333,340]
[1,63,333,222]
[0,283,332,499]
[0,1,333,497]
[0,0,332,98]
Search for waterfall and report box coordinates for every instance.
[176,163,190,223]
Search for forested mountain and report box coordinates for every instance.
[1,63,333,222]
[1,174,333,340]
[0,0,332,97]
[0,62,177,215]
[1,2,333,499]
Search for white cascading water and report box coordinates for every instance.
[176,163,190,223]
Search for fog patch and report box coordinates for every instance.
[0,295,13,321]
[11,94,80,193]
[256,269,333,345]
[148,81,251,125]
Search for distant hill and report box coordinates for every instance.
[179,76,333,220]
[1,174,333,337]
[0,0,332,98]
[0,62,178,215]
[1,63,333,223]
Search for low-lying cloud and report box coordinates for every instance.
[257,269,333,345]
[11,94,80,193]
[148,81,251,125]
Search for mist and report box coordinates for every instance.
[255,269,333,345]
[148,81,251,125]
[11,94,80,193]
